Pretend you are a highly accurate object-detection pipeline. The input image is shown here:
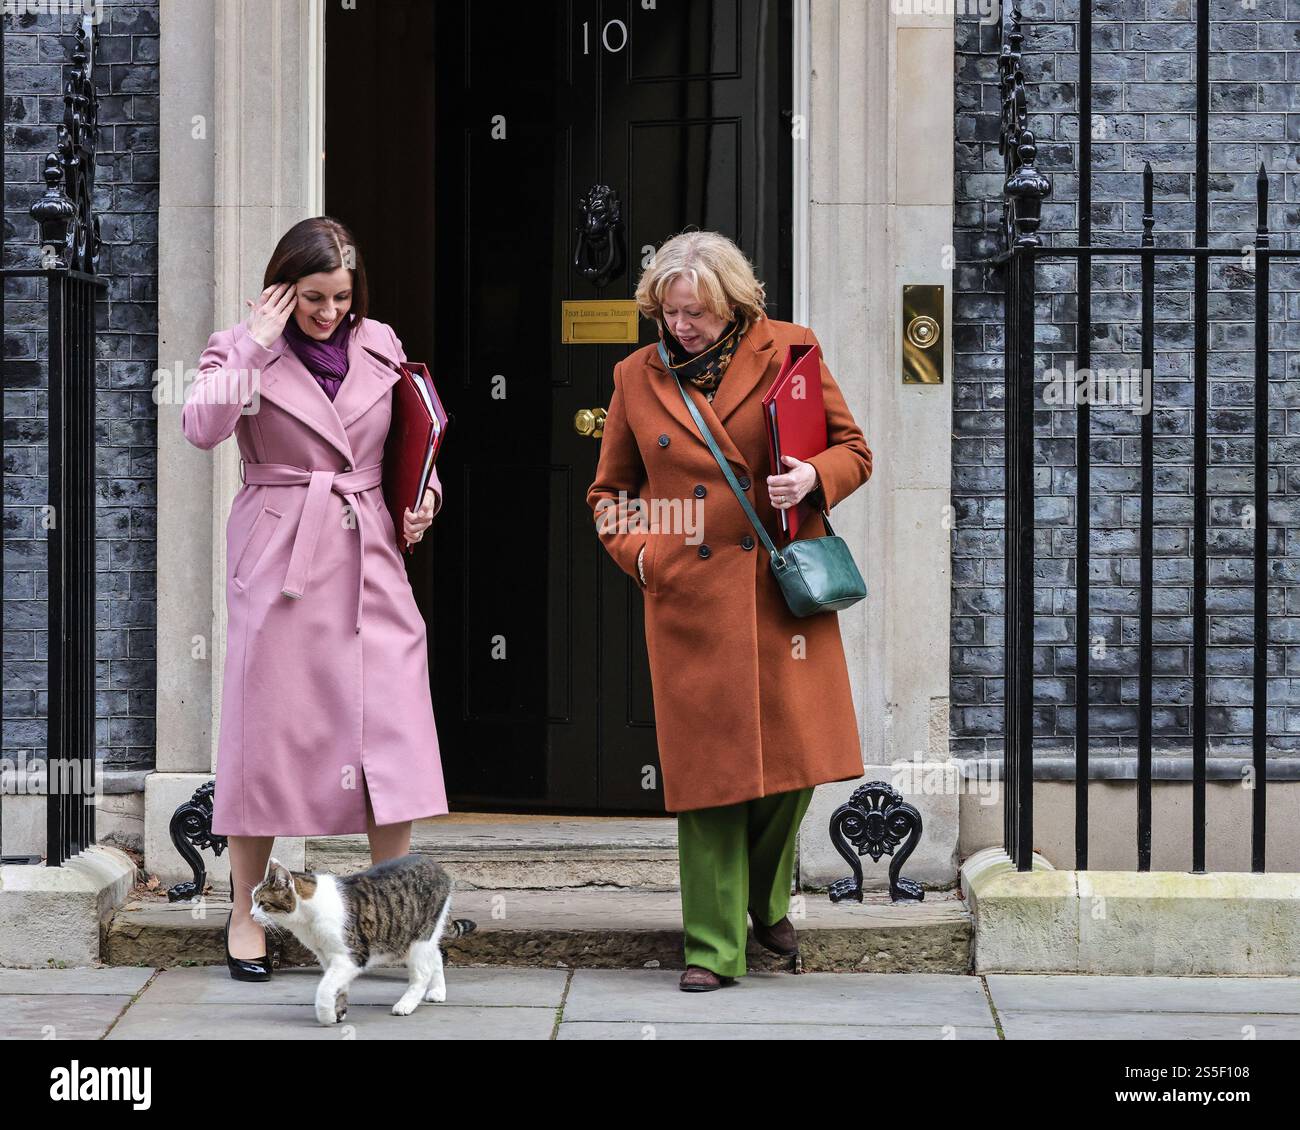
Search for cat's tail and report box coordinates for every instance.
[449,918,477,938]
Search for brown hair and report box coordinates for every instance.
[262,216,369,322]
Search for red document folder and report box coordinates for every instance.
[762,343,827,540]
[378,357,449,554]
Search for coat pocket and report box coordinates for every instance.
[232,506,283,590]
[644,533,663,594]
[371,489,399,547]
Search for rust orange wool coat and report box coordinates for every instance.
[586,317,873,813]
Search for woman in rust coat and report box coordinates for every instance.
[586,231,873,991]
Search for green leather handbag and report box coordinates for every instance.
[671,372,867,618]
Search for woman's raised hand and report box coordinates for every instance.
[245,282,297,349]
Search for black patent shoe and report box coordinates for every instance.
[224,914,271,981]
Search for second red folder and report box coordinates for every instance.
[761,343,826,539]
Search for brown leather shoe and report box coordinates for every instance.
[750,913,799,956]
[679,965,736,992]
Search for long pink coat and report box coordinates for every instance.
[181,314,449,836]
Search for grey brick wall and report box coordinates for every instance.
[3,1,159,774]
[953,0,1300,761]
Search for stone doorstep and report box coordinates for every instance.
[306,816,684,891]
[102,888,973,974]
[961,847,1300,977]
[305,814,949,894]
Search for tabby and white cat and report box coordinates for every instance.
[250,852,476,1026]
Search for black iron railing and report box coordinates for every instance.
[995,2,1292,872]
[1,16,106,867]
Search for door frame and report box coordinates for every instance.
[160,0,815,821]
[423,0,812,814]
[792,0,811,326]
[430,1,815,814]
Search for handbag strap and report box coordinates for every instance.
[665,366,829,572]
[663,344,837,552]
[672,373,783,565]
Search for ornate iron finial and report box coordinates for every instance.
[1141,160,1156,245]
[827,781,925,903]
[1005,132,1052,246]
[996,4,1052,254]
[31,155,78,270]
[166,780,228,902]
[1255,161,1269,246]
[30,16,101,273]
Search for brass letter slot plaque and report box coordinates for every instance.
[561,300,639,344]
[902,284,944,384]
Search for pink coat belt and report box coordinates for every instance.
[241,461,385,634]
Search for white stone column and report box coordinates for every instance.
[149,0,324,886]
[798,0,957,889]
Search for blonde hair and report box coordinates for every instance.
[634,231,767,326]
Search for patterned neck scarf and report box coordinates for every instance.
[658,316,747,402]
[283,310,354,401]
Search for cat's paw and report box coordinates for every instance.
[391,998,418,1016]
[315,1003,339,1026]
[334,993,348,1023]
[423,984,447,1003]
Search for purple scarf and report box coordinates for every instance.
[282,311,354,401]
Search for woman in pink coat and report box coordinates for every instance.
[181,217,448,976]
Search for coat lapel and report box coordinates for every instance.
[333,324,404,430]
[709,319,778,428]
[252,318,402,466]
[645,319,777,472]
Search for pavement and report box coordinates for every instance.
[4,964,1300,1039]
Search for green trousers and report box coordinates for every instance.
[675,786,814,978]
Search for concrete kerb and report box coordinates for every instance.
[961,846,1300,976]
[0,845,138,967]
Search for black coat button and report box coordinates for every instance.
[738,476,751,490]
[658,434,670,447]
[698,544,711,559]
[693,484,707,498]
[741,535,755,550]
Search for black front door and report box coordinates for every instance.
[328,0,791,812]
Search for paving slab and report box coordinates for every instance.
[986,974,1300,1014]
[0,966,156,1040]
[562,969,995,1031]
[557,1021,999,1040]
[107,1001,557,1039]
[997,1011,1300,1040]
[0,967,154,995]
[105,965,565,1039]
[1,995,135,1040]
[132,964,567,1008]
